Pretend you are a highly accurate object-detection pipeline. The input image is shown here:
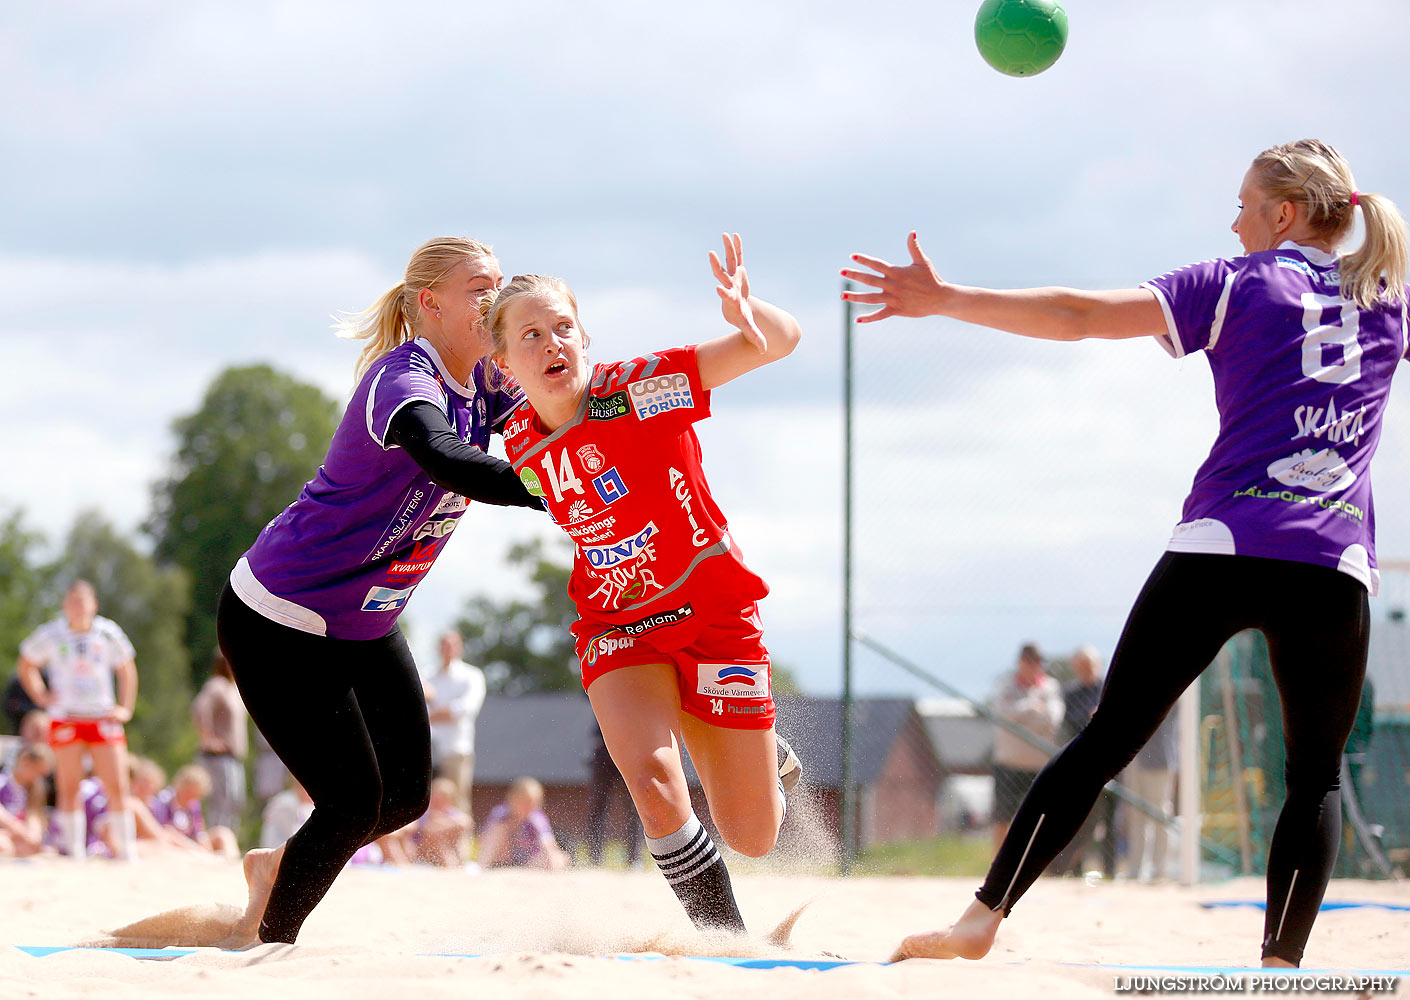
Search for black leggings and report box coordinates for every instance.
[216,583,432,943]
[976,552,1369,966]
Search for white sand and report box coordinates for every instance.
[0,851,1406,999]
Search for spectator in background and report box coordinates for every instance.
[150,764,239,857]
[260,778,314,850]
[1123,708,1178,882]
[17,579,139,861]
[1053,646,1117,877]
[405,776,472,867]
[584,720,642,867]
[119,757,201,853]
[49,773,111,858]
[192,651,248,832]
[424,631,486,820]
[0,743,54,856]
[989,643,1064,850]
[3,671,44,735]
[479,776,569,871]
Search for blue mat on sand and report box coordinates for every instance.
[1200,900,1410,913]
[16,948,1409,976]
[16,946,878,969]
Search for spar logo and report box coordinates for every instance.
[628,373,693,420]
[582,522,657,569]
[584,630,635,667]
[697,661,771,700]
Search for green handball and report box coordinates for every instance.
[974,0,1068,77]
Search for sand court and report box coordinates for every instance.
[1,853,1406,999]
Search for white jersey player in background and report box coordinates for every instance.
[17,579,139,860]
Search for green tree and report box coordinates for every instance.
[148,365,339,684]
[455,537,580,694]
[53,512,195,770]
[0,508,48,733]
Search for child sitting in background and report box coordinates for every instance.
[116,757,202,853]
[48,774,111,858]
[0,743,54,856]
[407,777,471,867]
[478,777,569,871]
[150,764,240,857]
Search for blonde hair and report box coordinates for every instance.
[337,237,497,380]
[130,756,166,788]
[1251,140,1408,309]
[173,764,212,797]
[479,274,588,360]
[507,776,545,806]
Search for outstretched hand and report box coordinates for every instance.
[710,232,767,352]
[840,231,949,323]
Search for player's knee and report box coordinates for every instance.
[621,749,688,830]
[379,781,431,833]
[711,808,779,858]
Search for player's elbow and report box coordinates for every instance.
[772,315,803,358]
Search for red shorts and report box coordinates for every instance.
[49,717,127,748]
[573,603,775,730]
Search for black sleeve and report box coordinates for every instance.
[388,401,544,510]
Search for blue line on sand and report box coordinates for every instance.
[17,947,880,970]
[1199,900,1410,913]
[16,948,1408,976]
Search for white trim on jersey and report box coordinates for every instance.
[414,338,476,399]
[229,557,329,637]
[1141,281,1183,358]
[1165,518,1236,556]
[1337,544,1378,596]
[1205,270,1239,353]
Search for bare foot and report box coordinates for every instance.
[890,899,1002,961]
[225,845,284,946]
[1262,957,1297,968]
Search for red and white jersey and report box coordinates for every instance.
[502,346,768,636]
[18,616,134,719]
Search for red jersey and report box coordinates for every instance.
[502,346,768,642]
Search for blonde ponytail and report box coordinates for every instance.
[1341,192,1408,309]
[336,282,414,381]
[336,236,497,381]
[1252,140,1408,309]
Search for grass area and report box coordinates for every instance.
[852,834,993,878]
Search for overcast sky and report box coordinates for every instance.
[3,1,1409,703]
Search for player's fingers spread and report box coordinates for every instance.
[709,250,730,284]
[731,232,744,263]
[841,290,885,304]
[840,268,888,288]
[721,233,739,272]
[739,265,751,300]
[855,306,895,324]
[848,252,893,276]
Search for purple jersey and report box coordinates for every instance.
[150,786,204,839]
[47,777,109,853]
[232,339,523,639]
[484,802,554,866]
[1144,242,1410,592]
[0,772,26,818]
